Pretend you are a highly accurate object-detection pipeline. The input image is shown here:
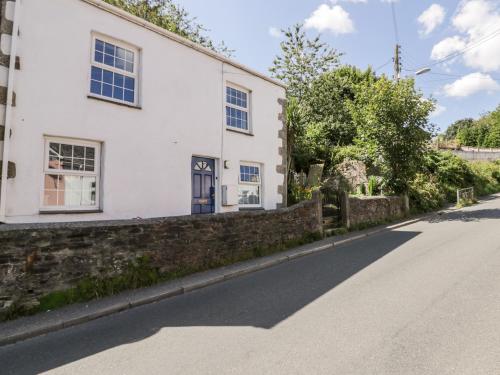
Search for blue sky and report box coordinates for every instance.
[177,0,500,131]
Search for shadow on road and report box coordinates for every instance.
[0,230,420,374]
[424,208,500,223]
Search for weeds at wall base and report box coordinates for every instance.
[0,232,322,322]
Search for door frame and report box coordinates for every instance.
[191,155,220,214]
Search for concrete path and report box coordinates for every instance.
[1,196,500,374]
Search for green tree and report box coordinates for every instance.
[457,119,490,147]
[480,106,500,148]
[444,118,474,141]
[284,97,306,179]
[103,0,232,56]
[270,24,341,101]
[453,105,500,148]
[484,123,500,148]
[299,66,377,166]
[351,77,435,194]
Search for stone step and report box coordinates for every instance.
[323,216,339,225]
[323,222,341,231]
[322,205,339,217]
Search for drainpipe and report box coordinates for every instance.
[0,0,21,222]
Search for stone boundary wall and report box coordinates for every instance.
[0,192,322,314]
[341,193,408,229]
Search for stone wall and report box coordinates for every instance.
[0,192,322,314]
[341,194,408,228]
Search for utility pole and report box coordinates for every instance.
[393,44,401,82]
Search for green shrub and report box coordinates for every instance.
[358,183,367,196]
[288,181,314,205]
[409,173,446,213]
[367,176,379,196]
[469,161,500,196]
[410,151,500,212]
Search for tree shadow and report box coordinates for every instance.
[0,230,420,375]
[424,208,500,223]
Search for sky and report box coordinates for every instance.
[176,0,500,132]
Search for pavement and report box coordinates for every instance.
[1,195,500,374]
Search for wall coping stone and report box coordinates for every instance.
[0,199,317,233]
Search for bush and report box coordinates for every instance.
[469,161,500,196]
[422,151,476,201]
[288,180,313,205]
[410,151,500,212]
[367,176,379,196]
[409,173,446,213]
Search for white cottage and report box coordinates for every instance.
[0,0,287,223]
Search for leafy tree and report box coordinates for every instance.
[299,66,377,167]
[447,105,500,148]
[284,97,306,179]
[103,0,232,56]
[444,118,474,141]
[351,77,435,194]
[484,122,500,148]
[481,106,500,148]
[270,24,342,101]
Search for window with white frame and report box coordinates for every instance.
[239,163,261,207]
[226,86,250,131]
[42,138,101,211]
[89,36,138,105]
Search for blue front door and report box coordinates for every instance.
[191,157,215,214]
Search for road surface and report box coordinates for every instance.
[1,196,500,374]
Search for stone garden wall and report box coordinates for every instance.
[0,192,322,315]
[341,194,409,228]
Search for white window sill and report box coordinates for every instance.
[239,207,264,211]
[226,127,254,136]
[39,209,103,215]
[87,95,142,110]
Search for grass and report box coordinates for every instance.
[1,231,323,322]
[456,197,478,208]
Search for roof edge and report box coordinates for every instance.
[79,0,286,89]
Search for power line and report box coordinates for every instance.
[424,28,500,69]
[429,72,500,81]
[374,59,392,72]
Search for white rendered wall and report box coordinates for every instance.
[4,0,285,223]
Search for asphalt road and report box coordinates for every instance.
[1,196,500,374]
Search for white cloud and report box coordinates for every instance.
[443,72,499,97]
[304,4,355,34]
[453,0,500,72]
[430,104,447,118]
[330,0,367,4]
[268,27,282,38]
[430,0,500,72]
[431,36,466,60]
[418,4,446,35]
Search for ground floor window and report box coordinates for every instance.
[42,138,101,211]
[239,163,261,207]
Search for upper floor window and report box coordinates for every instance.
[42,138,101,211]
[89,35,138,105]
[226,86,250,132]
